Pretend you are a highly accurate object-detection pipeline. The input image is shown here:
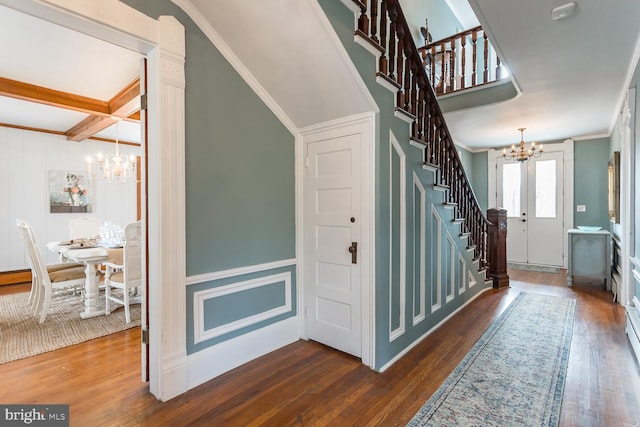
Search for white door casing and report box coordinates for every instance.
[489,139,574,268]
[498,152,565,266]
[300,114,374,364]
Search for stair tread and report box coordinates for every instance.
[356,30,385,54]
[394,107,416,121]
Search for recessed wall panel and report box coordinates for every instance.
[316,225,350,250]
[317,188,350,214]
[316,296,351,331]
[316,149,351,177]
[316,260,351,291]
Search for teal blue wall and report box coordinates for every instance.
[123,0,296,354]
[123,0,296,275]
[574,138,610,230]
[471,151,489,213]
[400,0,464,44]
[457,146,488,213]
[322,0,489,370]
[456,144,473,173]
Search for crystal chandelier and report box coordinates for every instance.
[502,128,543,162]
[86,117,136,183]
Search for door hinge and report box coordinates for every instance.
[304,306,309,318]
[141,327,149,344]
[305,156,309,168]
[140,93,148,110]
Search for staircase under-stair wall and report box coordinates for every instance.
[322,0,494,370]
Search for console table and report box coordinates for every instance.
[567,229,611,289]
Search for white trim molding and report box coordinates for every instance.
[413,173,427,326]
[389,131,406,342]
[193,272,293,345]
[186,259,296,286]
[378,286,494,372]
[187,317,299,391]
[431,205,443,312]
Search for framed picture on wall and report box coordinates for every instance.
[48,170,93,213]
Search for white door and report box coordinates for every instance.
[497,152,564,266]
[304,134,361,358]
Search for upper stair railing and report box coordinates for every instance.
[418,26,506,95]
[353,0,490,274]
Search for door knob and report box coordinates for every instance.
[521,219,526,222]
[348,242,358,264]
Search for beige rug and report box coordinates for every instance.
[0,291,140,364]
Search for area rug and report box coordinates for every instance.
[407,292,575,427]
[0,291,140,364]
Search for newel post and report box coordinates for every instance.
[487,208,509,288]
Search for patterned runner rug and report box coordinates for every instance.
[407,292,575,427]
[0,291,140,364]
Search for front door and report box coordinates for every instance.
[497,152,565,266]
[303,133,361,358]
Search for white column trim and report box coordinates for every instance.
[148,15,187,401]
[620,88,635,307]
[413,173,426,326]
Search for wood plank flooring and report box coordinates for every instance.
[1,269,638,426]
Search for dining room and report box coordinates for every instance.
[0,4,146,363]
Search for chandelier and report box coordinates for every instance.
[86,117,136,183]
[502,128,543,162]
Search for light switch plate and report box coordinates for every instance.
[577,205,586,212]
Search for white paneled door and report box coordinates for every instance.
[497,152,565,266]
[304,133,361,358]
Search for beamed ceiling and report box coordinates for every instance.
[0,4,142,145]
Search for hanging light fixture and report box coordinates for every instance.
[502,128,543,162]
[86,117,136,183]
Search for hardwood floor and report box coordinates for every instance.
[1,269,638,426]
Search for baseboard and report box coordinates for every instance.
[377,286,493,372]
[507,262,560,273]
[0,269,31,286]
[186,316,299,390]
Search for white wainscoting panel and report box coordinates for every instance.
[431,205,442,312]
[193,272,292,345]
[413,173,426,326]
[389,132,406,342]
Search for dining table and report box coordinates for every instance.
[46,240,123,319]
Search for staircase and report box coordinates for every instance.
[351,0,491,278]
[419,25,506,95]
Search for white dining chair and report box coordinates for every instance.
[16,219,87,323]
[105,221,142,323]
[68,217,101,240]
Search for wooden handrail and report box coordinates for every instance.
[418,25,505,95]
[352,0,491,274]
